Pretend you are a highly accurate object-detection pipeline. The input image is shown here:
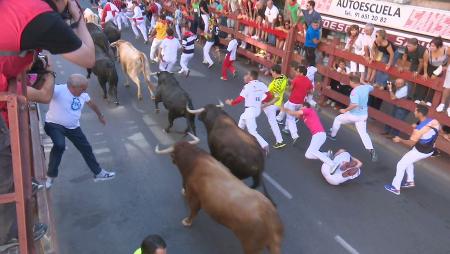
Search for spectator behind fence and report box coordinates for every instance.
[301,0,321,28]
[398,38,424,76]
[370,29,395,88]
[199,0,210,33]
[0,0,95,249]
[354,23,375,82]
[344,24,361,74]
[134,234,167,254]
[436,67,450,117]
[382,78,410,138]
[264,0,279,44]
[304,19,321,66]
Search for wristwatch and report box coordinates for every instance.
[46,71,56,78]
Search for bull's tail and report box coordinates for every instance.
[139,52,156,98]
[259,173,276,207]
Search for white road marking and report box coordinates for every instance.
[334,235,360,254]
[142,115,175,146]
[59,71,65,75]
[131,99,146,114]
[263,173,293,199]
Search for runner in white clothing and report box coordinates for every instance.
[321,149,362,186]
[158,28,181,72]
[328,74,378,162]
[130,1,148,43]
[225,70,270,154]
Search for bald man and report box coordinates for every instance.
[44,74,115,188]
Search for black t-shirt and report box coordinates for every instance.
[21,12,82,54]
[404,45,425,71]
[199,0,209,14]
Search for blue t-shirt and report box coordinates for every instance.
[305,26,320,48]
[349,84,373,116]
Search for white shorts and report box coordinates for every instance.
[444,67,450,88]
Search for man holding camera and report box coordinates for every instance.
[0,0,95,250]
[382,78,409,138]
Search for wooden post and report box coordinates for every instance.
[317,37,339,104]
[281,25,298,75]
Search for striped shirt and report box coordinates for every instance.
[268,75,288,107]
[182,32,196,54]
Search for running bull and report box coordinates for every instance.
[187,103,271,198]
[154,71,196,135]
[155,134,283,254]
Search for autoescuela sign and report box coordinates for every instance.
[299,0,450,40]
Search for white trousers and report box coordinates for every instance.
[201,14,209,33]
[131,20,148,42]
[331,112,374,150]
[350,54,365,73]
[305,132,334,166]
[150,38,163,61]
[180,53,194,72]
[277,101,301,140]
[203,41,214,65]
[119,11,129,27]
[238,107,268,148]
[392,147,433,190]
[159,60,176,72]
[263,105,283,143]
[175,23,182,40]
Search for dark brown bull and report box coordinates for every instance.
[155,135,283,254]
[103,20,121,43]
[86,23,114,58]
[187,103,273,202]
[154,71,196,135]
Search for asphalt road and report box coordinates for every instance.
[38,22,450,254]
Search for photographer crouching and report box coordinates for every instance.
[0,0,95,251]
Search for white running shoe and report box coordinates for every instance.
[447,107,450,117]
[45,177,54,189]
[94,169,116,182]
[436,103,445,112]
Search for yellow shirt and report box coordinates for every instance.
[155,21,168,40]
[133,248,142,254]
[268,75,288,107]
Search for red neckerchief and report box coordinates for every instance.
[289,1,296,6]
[166,36,174,39]
[184,31,194,37]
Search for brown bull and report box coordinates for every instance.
[110,40,155,100]
[155,135,283,254]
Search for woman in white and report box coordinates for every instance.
[159,28,181,72]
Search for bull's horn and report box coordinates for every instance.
[216,99,224,108]
[187,132,200,145]
[186,104,205,114]
[149,72,159,76]
[154,144,174,154]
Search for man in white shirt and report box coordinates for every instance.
[220,33,238,80]
[159,28,181,72]
[264,0,279,24]
[382,78,410,138]
[321,149,362,185]
[130,0,148,43]
[352,23,375,77]
[225,70,270,154]
[44,74,115,188]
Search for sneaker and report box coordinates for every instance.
[272,142,286,149]
[369,149,378,162]
[436,103,445,112]
[292,137,299,145]
[281,128,289,134]
[94,169,116,182]
[33,223,48,241]
[186,70,190,78]
[208,63,214,69]
[329,162,340,175]
[178,69,184,74]
[0,239,19,253]
[232,71,237,78]
[220,77,228,81]
[327,133,336,141]
[202,60,208,64]
[384,184,400,195]
[401,181,415,188]
[327,150,334,159]
[45,177,54,189]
